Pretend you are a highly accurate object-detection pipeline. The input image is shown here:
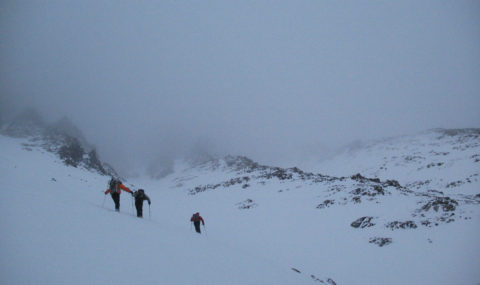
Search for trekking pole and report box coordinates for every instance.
[149,204,151,219]
[102,194,106,208]
[131,196,134,215]
[190,222,193,231]
[203,224,207,236]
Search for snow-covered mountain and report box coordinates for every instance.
[1,110,117,177]
[312,128,479,194]
[1,128,479,284]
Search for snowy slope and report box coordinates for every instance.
[1,130,480,285]
[0,135,305,285]
[311,128,480,195]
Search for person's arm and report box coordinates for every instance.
[200,217,205,225]
[119,184,132,193]
[145,195,151,205]
[105,189,110,194]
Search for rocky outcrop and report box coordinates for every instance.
[386,221,417,230]
[351,216,376,228]
[369,237,392,247]
[316,200,335,209]
[420,197,458,212]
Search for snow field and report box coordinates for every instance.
[1,134,479,284]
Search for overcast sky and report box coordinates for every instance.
[1,1,479,175]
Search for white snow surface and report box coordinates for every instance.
[1,131,479,285]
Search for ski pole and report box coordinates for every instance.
[149,204,151,219]
[203,224,207,236]
[131,196,134,215]
[190,222,193,231]
[102,194,106,208]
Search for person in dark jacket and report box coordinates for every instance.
[132,189,151,218]
[190,212,205,233]
[104,178,133,211]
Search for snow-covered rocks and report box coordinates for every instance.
[350,216,376,228]
[369,237,392,247]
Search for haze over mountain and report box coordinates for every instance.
[1,1,479,176]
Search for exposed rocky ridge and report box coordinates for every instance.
[2,110,117,177]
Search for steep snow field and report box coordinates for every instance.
[1,133,479,284]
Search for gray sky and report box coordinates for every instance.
[1,0,479,175]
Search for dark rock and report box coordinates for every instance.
[351,173,366,181]
[310,275,337,284]
[262,168,293,180]
[316,199,335,209]
[326,278,337,285]
[85,149,107,175]
[383,179,401,188]
[386,220,417,230]
[58,137,84,167]
[373,185,385,195]
[446,180,464,188]
[223,177,250,187]
[421,220,432,227]
[426,162,444,168]
[291,268,301,273]
[421,197,458,212]
[351,216,376,228]
[369,237,392,247]
[351,185,385,197]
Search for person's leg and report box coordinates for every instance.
[194,221,201,233]
[135,201,143,217]
[111,193,120,211]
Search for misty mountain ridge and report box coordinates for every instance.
[3,109,479,190]
[1,109,116,177]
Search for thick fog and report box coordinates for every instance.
[1,1,479,175]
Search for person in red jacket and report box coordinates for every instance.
[190,212,205,234]
[104,177,133,211]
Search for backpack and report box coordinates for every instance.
[109,179,120,194]
[135,189,145,199]
[192,213,200,222]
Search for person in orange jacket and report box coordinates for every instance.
[104,177,133,211]
[190,212,205,234]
